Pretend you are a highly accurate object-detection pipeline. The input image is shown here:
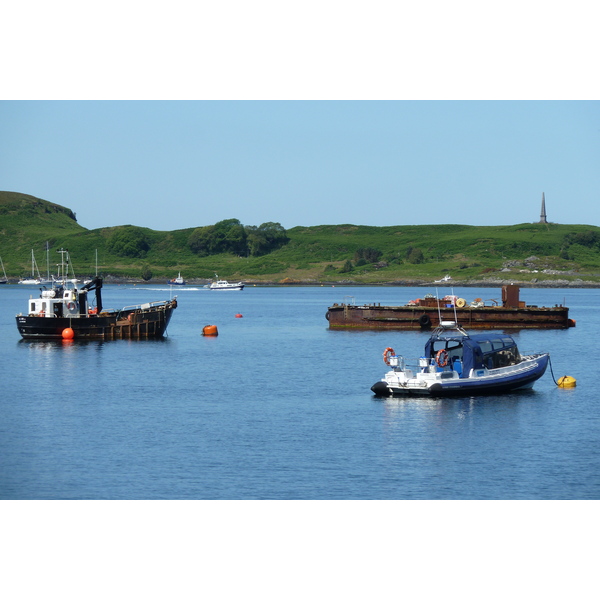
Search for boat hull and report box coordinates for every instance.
[15,300,177,340]
[371,354,549,397]
[327,304,573,330]
[210,284,244,291]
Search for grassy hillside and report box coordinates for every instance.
[2,191,600,285]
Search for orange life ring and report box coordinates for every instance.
[88,307,97,314]
[436,349,449,367]
[383,347,396,365]
[67,301,76,311]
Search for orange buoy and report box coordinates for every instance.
[62,327,75,340]
[235,313,243,318]
[202,325,218,336]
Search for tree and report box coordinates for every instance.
[189,226,217,256]
[107,226,150,258]
[339,259,354,273]
[407,247,425,264]
[354,247,382,263]
[246,222,289,256]
[188,219,289,257]
[141,265,153,281]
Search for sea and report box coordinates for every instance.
[0,283,598,501]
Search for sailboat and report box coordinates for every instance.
[0,256,7,284]
[18,249,51,285]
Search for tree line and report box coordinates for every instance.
[106,219,289,259]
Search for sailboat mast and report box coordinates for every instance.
[46,242,50,280]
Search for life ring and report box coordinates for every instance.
[456,298,466,308]
[419,314,431,328]
[383,347,396,365]
[436,349,449,367]
[88,307,97,315]
[67,301,76,311]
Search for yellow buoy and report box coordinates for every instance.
[557,376,576,388]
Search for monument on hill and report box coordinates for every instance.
[539,192,548,224]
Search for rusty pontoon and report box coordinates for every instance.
[326,285,575,330]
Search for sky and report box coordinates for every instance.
[1,100,598,232]
[2,3,599,234]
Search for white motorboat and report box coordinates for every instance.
[209,278,244,291]
[371,321,549,397]
[168,272,186,285]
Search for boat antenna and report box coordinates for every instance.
[452,286,459,324]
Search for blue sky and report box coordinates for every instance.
[1,3,598,233]
[1,101,598,232]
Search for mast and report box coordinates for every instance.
[46,241,50,280]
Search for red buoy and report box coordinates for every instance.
[62,327,75,340]
[235,313,243,318]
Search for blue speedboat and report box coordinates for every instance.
[371,321,549,397]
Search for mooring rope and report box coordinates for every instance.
[548,355,559,385]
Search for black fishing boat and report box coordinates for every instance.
[15,276,177,340]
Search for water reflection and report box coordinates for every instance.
[379,390,537,426]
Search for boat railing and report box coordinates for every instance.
[117,298,177,313]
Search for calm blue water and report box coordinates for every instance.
[1,283,598,499]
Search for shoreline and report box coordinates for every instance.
[5,277,600,289]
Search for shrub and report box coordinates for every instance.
[407,247,424,264]
[339,260,354,273]
[107,226,150,258]
[141,265,153,281]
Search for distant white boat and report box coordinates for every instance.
[168,272,186,285]
[434,274,452,283]
[209,277,244,291]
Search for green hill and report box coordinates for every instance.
[2,191,600,285]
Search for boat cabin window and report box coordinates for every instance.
[482,343,521,368]
[478,340,493,354]
[432,340,464,364]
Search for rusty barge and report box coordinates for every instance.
[326,285,575,330]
